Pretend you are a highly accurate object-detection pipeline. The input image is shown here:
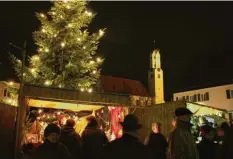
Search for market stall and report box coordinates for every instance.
[23,99,128,145]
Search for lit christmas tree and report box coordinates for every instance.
[11,0,105,92]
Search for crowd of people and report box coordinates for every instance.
[21,107,233,159]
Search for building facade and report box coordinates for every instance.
[173,84,233,111]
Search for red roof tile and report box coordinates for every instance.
[100,76,149,97]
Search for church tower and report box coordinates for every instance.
[148,49,165,104]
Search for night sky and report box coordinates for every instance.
[0,2,233,101]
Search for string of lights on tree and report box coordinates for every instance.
[11,0,105,93]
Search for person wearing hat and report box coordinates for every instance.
[144,122,167,159]
[34,123,71,159]
[104,114,150,159]
[197,125,217,159]
[167,107,199,159]
[59,119,81,159]
[81,116,108,159]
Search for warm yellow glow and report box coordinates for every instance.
[58,84,62,88]
[54,34,57,37]
[63,0,68,3]
[45,48,49,52]
[44,80,50,86]
[88,88,93,93]
[23,73,26,76]
[33,56,40,61]
[60,15,63,19]
[77,38,81,41]
[39,48,42,52]
[9,81,14,86]
[52,12,56,15]
[89,60,95,64]
[42,29,46,33]
[80,88,84,92]
[61,42,65,47]
[17,59,21,63]
[85,11,92,16]
[93,70,96,74]
[38,109,43,114]
[99,29,104,36]
[37,117,41,120]
[83,46,86,49]
[68,23,72,27]
[96,57,101,62]
[66,5,71,9]
[30,68,36,73]
[57,111,61,115]
[40,13,45,18]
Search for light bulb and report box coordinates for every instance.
[44,80,50,86]
[60,15,63,19]
[83,46,86,49]
[33,56,40,61]
[96,57,101,62]
[45,48,49,52]
[68,24,72,27]
[88,88,93,93]
[57,111,61,115]
[30,68,36,73]
[88,12,92,16]
[77,38,81,41]
[61,42,65,47]
[40,13,45,18]
[99,29,104,36]
[38,48,42,52]
[42,29,46,33]
[80,88,84,92]
[63,0,68,3]
[8,81,14,86]
[66,5,71,9]
[38,109,43,114]
[93,70,96,74]
[52,12,56,15]
[54,34,57,37]
[89,60,94,64]
[58,84,62,88]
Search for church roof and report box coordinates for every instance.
[100,75,149,97]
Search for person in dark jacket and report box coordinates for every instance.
[145,122,168,159]
[34,123,71,159]
[104,114,150,159]
[197,125,217,159]
[167,107,199,159]
[81,116,108,159]
[60,119,82,159]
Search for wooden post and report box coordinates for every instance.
[14,41,27,159]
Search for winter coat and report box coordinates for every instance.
[167,120,199,159]
[33,139,71,159]
[145,132,168,159]
[60,126,82,159]
[197,138,217,159]
[81,127,108,159]
[104,133,150,159]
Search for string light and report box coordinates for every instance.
[40,13,45,18]
[17,59,21,63]
[57,111,61,115]
[38,48,42,52]
[8,81,14,86]
[83,46,86,49]
[52,12,56,15]
[96,57,101,62]
[85,11,92,16]
[38,109,43,114]
[44,80,50,86]
[45,48,49,52]
[88,88,93,93]
[54,34,57,37]
[99,29,104,36]
[30,68,36,73]
[80,88,84,92]
[42,29,46,33]
[33,56,40,61]
[77,38,81,41]
[63,0,68,3]
[61,42,65,47]
[93,70,96,74]
[66,5,71,9]
[68,24,72,27]
[89,60,94,64]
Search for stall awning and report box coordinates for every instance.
[186,102,226,117]
[28,99,103,112]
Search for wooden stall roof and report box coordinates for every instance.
[22,85,133,107]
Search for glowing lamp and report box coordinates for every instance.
[89,60,94,64]
[42,29,46,33]
[45,48,49,52]
[61,42,65,47]
[44,80,50,86]
[93,70,96,74]
[8,81,14,86]
[30,68,35,73]
[38,109,43,114]
[99,30,104,36]
[96,57,101,62]
[40,14,45,18]
[80,88,84,92]
[77,38,81,41]
[83,46,86,49]
[88,88,93,93]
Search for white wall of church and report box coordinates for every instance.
[173,84,233,111]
